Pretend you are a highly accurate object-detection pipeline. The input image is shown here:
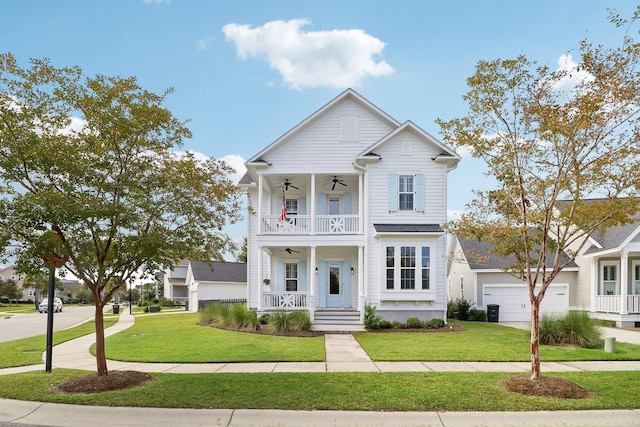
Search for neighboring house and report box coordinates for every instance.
[0,265,30,302]
[163,260,247,312]
[239,88,460,328]
[575,208,640,328]
[447,234,579,322]
[447,205,640,328]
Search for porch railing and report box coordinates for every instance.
[262,292,313,309]
[261,215,359,234]
[594,295,640,313]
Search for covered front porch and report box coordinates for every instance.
[255,244,365,324]
[591,250,640,328]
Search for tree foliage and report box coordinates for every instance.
[0,278,21,303]
[438,7,640,379]
[0,53,244,375]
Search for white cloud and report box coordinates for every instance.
[219,154,247,184]
[222,19,394,90]
[550,54,595,97]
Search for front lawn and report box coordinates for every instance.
[101,313,325,362]
[0,369,638,411]
[0,318,118,368]
[355,321,640,361]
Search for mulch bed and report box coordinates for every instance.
[56,371,154,394]
[500,375,589,399]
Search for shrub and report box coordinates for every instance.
[268,311,292,334]
[468,309,487,322]
[455,298,473,321]
[447,301,458,319]
[405,317,422,329]
[425,318,446,329]
[540,311,603,349]
[259,314,271,325]
[364,304,382,329]
[379,320,393,329]
[229,303,258,330]
[289,311,312,332]
[391,320,402,329]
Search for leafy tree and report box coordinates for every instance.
[23,271,63,301]
[0,54,243,376]
[438,8,640,379]
[237,236,248,262]
[0,278,21,304]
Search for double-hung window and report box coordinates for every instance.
[602,263,618,295]
[285,262,298,292]
[385,245,431,291]
[398,175,415,211]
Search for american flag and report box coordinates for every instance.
[278,188,287,222]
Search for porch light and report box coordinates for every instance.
[315,267,318,274]
[351,267,354,275]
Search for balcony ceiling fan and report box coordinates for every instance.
[285,247,300,254]
[328,176,347,190]
[282,179,298,191]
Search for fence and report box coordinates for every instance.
[198,298,247,311]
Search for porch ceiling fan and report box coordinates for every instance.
[282,179,298,191]
[285,247,300,254]
[328,176,347,190]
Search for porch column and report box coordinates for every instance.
[590,257,597,313]
[310,245,317,321]
[258,174,264,233]
[359,173,364,234]
[621,250,629,315]
[358,244,365,313]
[257,246,263,310]
[310,174,316,234]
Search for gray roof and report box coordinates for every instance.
[238,171,254,185]
[585,210,640,254]
[374,224,443,233]
[190,261,247,283]
[456,234,577,271]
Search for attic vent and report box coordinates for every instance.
[341,115,358,142]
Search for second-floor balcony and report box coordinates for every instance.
[262,214,360,234]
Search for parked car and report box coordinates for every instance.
[39,298,63,313]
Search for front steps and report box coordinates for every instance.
[312,310,366,332]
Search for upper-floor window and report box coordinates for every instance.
[285,199,298,215]
[398,175,415,211]
[388,174,425,213]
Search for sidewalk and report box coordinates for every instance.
[1,312,639,426]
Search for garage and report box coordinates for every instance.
[482,284,569,322]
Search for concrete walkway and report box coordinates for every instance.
[1,312,640,426]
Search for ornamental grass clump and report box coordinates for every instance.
[540,312,603,349]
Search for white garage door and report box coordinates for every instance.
[483,284,568,322]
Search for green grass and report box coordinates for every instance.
[100,313,325,362]
[355,321,640,361]
[0,303,38,314]
[0,369,638,411]
[0,318,118,368]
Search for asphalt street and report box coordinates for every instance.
[0,305,96,343]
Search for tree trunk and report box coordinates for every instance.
[530,298,541,379]
[94,303,108,376]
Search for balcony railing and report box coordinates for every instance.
[594,295,640,314]
[262,291,313,310]
[261,215,359,234]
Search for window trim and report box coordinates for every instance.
[600,261,619,295]
[383,243,434,295]
[398,175,415,211]
[285,262,298,292]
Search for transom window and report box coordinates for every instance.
[398,175,415,211]
[385,245,431,291]
[285,262,298,292]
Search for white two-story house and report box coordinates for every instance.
[239,89,459,328]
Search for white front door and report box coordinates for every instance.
[327,262,343,307]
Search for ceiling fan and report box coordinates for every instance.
[285,247,300,254]
[328,176,347,190]
[283,179,298,191]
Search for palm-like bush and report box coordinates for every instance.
[540,311,603,349]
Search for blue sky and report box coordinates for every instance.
[2,0,637,252]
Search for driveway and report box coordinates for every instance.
[0,305,97,343]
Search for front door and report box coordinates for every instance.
[327,262,343,307]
